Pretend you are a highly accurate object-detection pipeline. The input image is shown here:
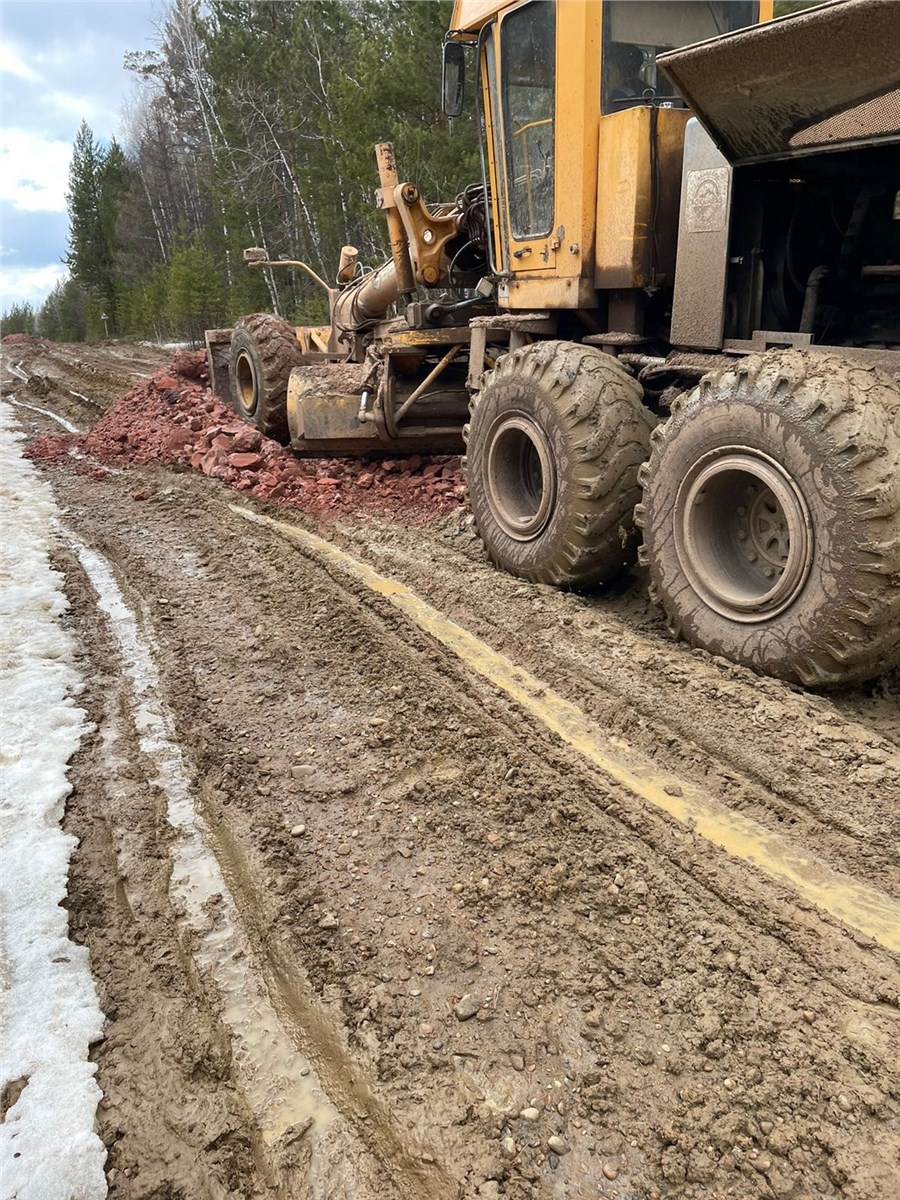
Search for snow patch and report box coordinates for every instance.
[0,403,107,1199]
[6,396,81,434]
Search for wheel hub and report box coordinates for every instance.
[235,350,258,417]
[485,413,556,541]
[674,447,813,623]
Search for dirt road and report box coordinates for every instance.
[3,340,899,1200]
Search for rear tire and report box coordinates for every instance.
[636,351,900,686]
[464,341,653,587]
[228,313,303,442]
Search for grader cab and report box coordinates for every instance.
[206,0,900,687]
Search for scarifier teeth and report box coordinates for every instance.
[637,462,651,488]
[637,544,649,566]
[460,455,468,471]
[649,426,664,446]
[633,502,646,530]
[462,423,470,443]
[648,583,659,604]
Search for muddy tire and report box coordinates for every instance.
[636,351,900,686]
[463,341,653,587]
[229,313,303,442]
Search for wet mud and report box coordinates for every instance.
[3,342,898,1200]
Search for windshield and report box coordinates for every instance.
[602,1,758,113]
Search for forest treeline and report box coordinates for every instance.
[3,0,477,344]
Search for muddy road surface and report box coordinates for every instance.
[3,341,899,1200]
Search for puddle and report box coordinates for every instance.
[66,532,338,1149]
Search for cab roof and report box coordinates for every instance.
[450,0,507,35]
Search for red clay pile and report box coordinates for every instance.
[1,333,40,345]
[27,350,466,521]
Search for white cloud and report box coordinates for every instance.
[0,42,40,83]
[0,129,71,213]
[0,263,67,309]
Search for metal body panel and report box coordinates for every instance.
[287,364,371,443]
[670,119,733,350]
[595,105,690,289]
[659,0,900,164]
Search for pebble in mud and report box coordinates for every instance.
[520,1106,541,1122]
[547,1135,569,1155]
[290,825,306,837]
[454,994,480,1021]
[500,1136,517,1159]
[602,1159,620,1180]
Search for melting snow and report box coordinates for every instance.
[0,403,107,1199]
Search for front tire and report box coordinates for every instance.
[228,313,303,442]
[464,341,653,587]
[637,351,900,686]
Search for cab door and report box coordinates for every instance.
[483,0,558,274]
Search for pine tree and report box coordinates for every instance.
[65,123,132,333]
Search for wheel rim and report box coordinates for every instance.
[674,447,813,623]
[485,413,557,541]
[234,350,258,417]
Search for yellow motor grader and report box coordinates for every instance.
[207,0,900,687]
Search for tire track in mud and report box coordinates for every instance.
[338,523,900,890]
[131,484,899,1001]
[232,505,900,957]
[63,530,456,1200]
[52,467,900,1199]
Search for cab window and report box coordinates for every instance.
[501,0,555,240]
[602,1,759,114]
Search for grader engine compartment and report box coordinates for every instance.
[726,143,900,350]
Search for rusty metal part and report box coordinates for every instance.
[374,143,416,297]
[338,245,359,284]
[330,259,403,338]
[659,0,900,164]
[674,447,814,625]
[242,247,332,295]
[393,184,462,287]
[204,328,232,402]
[393,346,461,425]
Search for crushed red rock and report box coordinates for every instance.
[1,333,40,345]
[26,351,466,521]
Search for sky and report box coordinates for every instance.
[0,0,158,312]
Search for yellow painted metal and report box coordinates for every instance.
[486,0,601,305]
[231,503,900,957]
[451,0,508,32]
[468,0,775,311]
[594,105,691,289]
